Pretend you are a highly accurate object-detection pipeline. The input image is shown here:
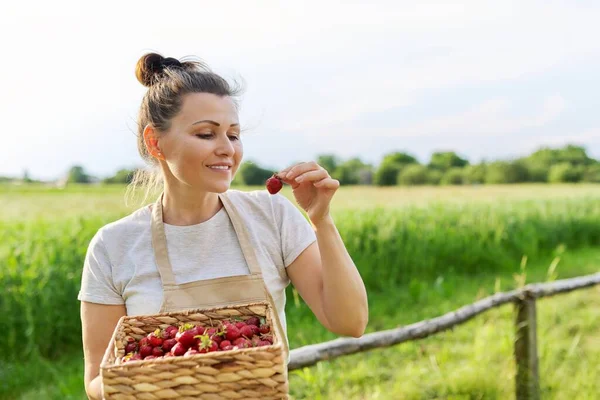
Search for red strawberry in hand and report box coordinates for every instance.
[266,174,283,194]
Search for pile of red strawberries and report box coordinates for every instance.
[119,316,272,363]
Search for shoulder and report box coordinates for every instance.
[92,205,152,250]
[223,188,276,214]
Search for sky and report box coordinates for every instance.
[1,0,599,181]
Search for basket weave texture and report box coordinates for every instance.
[100,302,289,399]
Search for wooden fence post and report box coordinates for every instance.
[514,290,540,400]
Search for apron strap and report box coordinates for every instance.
[151,192,178,288]
[218,192,263,276]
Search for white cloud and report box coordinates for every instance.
[296,94,567,143]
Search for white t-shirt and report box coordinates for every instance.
[77,189,317,342]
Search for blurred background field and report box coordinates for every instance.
[1,183,599,399]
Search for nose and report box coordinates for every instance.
[215,133,235,157]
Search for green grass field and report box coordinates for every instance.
[1,183,599,399]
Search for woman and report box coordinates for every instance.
[78,52,368,399]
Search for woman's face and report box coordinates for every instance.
[157,92,243,193]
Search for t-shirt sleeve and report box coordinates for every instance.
[271,194,317,267]
[77,229,125,305]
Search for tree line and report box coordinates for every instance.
[234,144,599,186]
[14,144,598,186]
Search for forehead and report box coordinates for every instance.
[173,92,238,126]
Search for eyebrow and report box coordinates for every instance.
[191,120,239,127]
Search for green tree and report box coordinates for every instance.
[333,158,372,185]
[522,160,549,182]
[397,164,428,185]
[67,165,91,184]
[558,145,595,166]
[103,169,136,184]
[22,169,33,183]
[426,169,443,185]
[484,161,528,184]
[548,162,583,183]
[523,144,594,182]
[237,161,274,186]
[583,164,600,183]
[316,154,340,175]
[428,151,469,171]
[441,168,465,185]
[374,152,419,186]
[463,164,486,184]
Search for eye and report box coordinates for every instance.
[228,134,240,141]
[195,133,213,139]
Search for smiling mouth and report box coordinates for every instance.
[207,165,231,171]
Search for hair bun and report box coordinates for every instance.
[135,53,182,87]
[161,57,182,68]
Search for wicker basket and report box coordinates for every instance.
[100,301,289,400]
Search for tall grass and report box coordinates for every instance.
[1,194,599,361]
[1,214,121,361]
[338,197,600,291]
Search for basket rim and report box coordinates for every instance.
[117,300,273,322]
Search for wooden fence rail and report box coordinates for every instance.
[288,272,600,399]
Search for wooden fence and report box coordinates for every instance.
[288,272,600,400]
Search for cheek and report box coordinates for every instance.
[171,139,208,172]
[235,141,243,158]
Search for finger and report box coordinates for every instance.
[313,178,340,190]
[285,161,321,181]
[295,169,329,183]
[276,162,304,179]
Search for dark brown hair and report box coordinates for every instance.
[126,52,242,206]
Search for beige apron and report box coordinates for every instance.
[150,191,289,358]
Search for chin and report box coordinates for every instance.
[208,181,231,194]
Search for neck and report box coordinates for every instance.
[160,182,222,226]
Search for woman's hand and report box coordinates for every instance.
[277,161,340,225]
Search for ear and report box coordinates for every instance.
[143,124,164,160]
